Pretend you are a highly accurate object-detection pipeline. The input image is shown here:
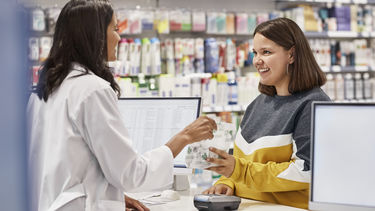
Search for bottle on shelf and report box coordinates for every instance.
[150,38,161,75]
[141,38,151,76]
[148,78,159,97]
[354,73,364,100]
[216,73,229,106]
[227,72,238,105]
[138,73,149,96]
[335,74,345,101]
[31,8,46,32]
[191,77,202,97]
[363,73,373,100]
[324,74,336,100]
[344,73,354,100]
[204,38,219,73]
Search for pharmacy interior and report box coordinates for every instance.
[24,0,375,210]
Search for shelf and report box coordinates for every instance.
[118,72,213,78]
[120,31,253,40]
[30,29,375,40]
[202,105,247,113]
[276,0,375,4]
[29,60,41,66]
[321,66,375,73]
[304,31,375,39]
[334,99,375,103]
[29,31,53,37]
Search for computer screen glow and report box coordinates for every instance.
[117,98,200,166]
[312,104,375,208]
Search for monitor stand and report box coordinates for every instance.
[173,168,192,191]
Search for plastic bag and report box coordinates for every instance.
[185,121,235,169]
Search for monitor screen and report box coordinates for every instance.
[310,102,375,210]
[117,97,201,166]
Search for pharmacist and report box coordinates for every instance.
[27,1,217,211]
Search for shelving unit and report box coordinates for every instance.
[202,105,247,113]
[321,65,375,72]
[26,0,375,111]
[276,0,375,4]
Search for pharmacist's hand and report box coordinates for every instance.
[205,147,235,178]
[124,194,149,211]
[182,116,217,144]
[202,184,234,195]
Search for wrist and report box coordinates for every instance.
[177,129,192,145]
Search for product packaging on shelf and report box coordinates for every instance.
[363,73,373,99]
[117,77,136,97]
[226,13,235,34]
[155,10,170,34]
[46,7,61,33]
[335,74,345,101]
[118,38,130,76]
[39,37,52,62]
[129,38,141,76]
[159,74,175,97]
[247,14,257,34]
[192,11,206,32]
[204,38,219,73]
[31,8,45,31]
[175,76,191,96]
[344,74,354,100]
[206,12,218,34]
[236,13,248,35]
[32,66,40,86]
[117,9,130,34]
[181,10,192,31]
[216,12,227,34]
[227,72,238,105]
[141,10,154,30]
[29,37,39,61]
[355,73,364,100]
[150,38,161,75]
[141,38,151,75]
[169,10,183,31]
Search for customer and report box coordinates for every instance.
[27,1,216,210]
[203,17,330,209]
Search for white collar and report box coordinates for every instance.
[71,62,90,73]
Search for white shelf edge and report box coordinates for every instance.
[202,105,246,113]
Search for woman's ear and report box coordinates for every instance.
[288,47,295,64]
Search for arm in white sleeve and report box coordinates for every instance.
[70,87,174,192]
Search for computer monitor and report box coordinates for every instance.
[310,102,375,211]
[117,97,201,167]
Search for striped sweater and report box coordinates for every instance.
[216,87,330,209]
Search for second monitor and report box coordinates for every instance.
[117,97,201,167]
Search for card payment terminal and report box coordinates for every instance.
[193,194,241,211]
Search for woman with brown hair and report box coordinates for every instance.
[27,0,216,210]
[203,18,330,209]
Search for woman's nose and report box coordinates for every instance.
[116,33,121,42]
[254,55,263,65]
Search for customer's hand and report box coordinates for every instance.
[180,116,217,144]
[205,147,236,178]
[124,194,149,211]
[202,184,234,195]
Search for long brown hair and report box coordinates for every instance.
[253,18,326,96]
[36,0,120,101]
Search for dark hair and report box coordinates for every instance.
[253,18,326,96]
[36,0,120,101]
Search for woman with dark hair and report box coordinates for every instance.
[27,0,216,210]
[203,18,330,209]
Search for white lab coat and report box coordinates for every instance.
[27,63,174,211]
